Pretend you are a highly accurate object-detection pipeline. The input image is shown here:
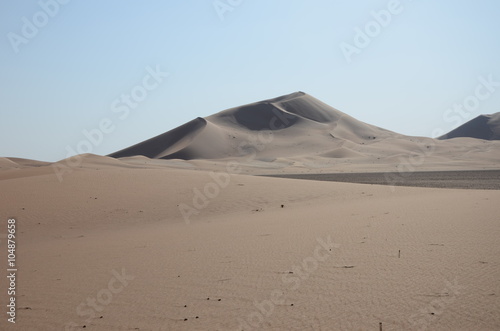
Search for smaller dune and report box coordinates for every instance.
[0,157,20,169]
[439,112,500,140]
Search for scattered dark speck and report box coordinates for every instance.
[218,299,221,301]
[290,304,294,306]
[207,298,210,300]
[281,204,284,208]
[195,316,199,319]
[184,305,187,308]
[184,318,188,321]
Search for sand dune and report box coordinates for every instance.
[107,92,500,174]
[0,157,50,170]
[0,157,20,169]
[439,112,500,140]
[109,92,398,161]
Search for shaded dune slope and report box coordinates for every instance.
[439,113,500,140]
[109,117,207,159]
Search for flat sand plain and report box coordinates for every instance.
[0,155,499,330]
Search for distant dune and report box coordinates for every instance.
[439,113,500,140]
[107,92,500,173]
[109,92,398,160]
[0,157,50,169]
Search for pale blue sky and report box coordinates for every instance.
[1,0,500,161]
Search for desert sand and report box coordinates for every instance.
[0,154,499,331]
[1,92,499,330]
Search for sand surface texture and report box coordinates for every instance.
[0,156,499,330]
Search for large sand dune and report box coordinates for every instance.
[108,92,500,174]
[109,92,402,160]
